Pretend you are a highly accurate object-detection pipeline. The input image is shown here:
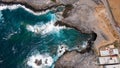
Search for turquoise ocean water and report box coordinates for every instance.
[0,6,91,68]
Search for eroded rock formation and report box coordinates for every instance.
[1,0,120,68]
[61,0,120,53]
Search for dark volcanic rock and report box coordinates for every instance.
[34,59,42,66]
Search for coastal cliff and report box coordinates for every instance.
[61,0,120,53]
[1,0,120,68]
[0,0,79,12]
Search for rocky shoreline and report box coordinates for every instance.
[0,0,97,41]
[55,50,98,68]
[1,0,120,68]
[0,1,64,12]
[0,0,96,33]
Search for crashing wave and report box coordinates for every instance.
[26,21,67,35]
[27,53,53,68]
[0,4,49,15]
[25,10,67,35]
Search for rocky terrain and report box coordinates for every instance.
[0,0,79,12]
[61,0,120,54]
[55,51,99,68]
[1,0,120,68]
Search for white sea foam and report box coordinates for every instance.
[57,44,68,56]
[27,53,53,68]
[3,31,17,40]
[26,21,67,35]
[76,41,88,52]
[0,4,49,15]
[0,4,67,35]
[26,13,67,35]
[81,41,88,48]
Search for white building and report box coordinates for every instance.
[104,64,120,68]
[100,48,119,56]
[98,56,120,65]
[98,45,120,68]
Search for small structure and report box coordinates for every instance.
[100,48,119,56]
[100,45,119,56]
[98,44,120,68]
[98,56,120,65]
[104,64,120,68]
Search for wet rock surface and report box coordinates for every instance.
[34,59,42,66]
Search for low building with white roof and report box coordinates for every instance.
[98,56,120,65]
[104,64,120,68]
[98,44,120,68]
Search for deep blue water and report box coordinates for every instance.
[0,6,91,68]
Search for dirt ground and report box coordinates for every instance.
[108,0,120,27]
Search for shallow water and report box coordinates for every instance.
[0,6,91,68]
